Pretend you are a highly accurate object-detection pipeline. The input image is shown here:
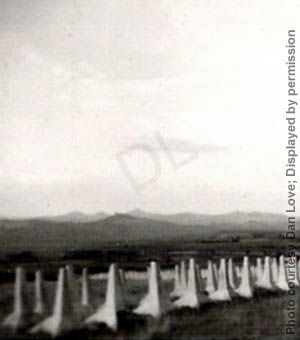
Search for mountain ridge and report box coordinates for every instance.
[0,210,298,251]
[0,209,295,225]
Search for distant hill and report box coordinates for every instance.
[126,209,287,227]
[0,213,212,251]
[0,211,297,252]
[0,211,109,225]
[41,211,109,223]
[1,209,289,226]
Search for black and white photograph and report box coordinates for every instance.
[0,1,299,339]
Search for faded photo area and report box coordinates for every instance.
[0,0,299,339]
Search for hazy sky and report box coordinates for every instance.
[0,0,298,217]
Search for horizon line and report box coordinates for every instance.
[1,208,298,220]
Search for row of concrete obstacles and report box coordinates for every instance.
[171,255,300,309]
[2,255,299,337]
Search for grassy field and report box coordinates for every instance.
[0,220,299,339]
[0,264,299,340]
